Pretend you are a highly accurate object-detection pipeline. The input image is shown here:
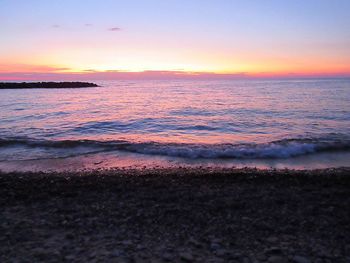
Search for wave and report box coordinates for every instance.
[0,135,349,160]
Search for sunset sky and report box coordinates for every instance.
[1,0,350,80]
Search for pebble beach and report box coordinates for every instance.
[1,167,349,262]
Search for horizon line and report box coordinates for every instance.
[1,69,350,81]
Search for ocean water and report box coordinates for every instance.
[0,79,349,171]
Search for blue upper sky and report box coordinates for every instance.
[1,0,349,77]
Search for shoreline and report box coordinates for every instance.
[1,149,350,173]
[1,167,350,262]
[1,165,350,175]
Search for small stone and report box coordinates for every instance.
[121,240,133,246]
[215,249,227,257]
[65,255,76,261]
[227,252,243,260]
[292,255,310,263]
[88,252,97,259]
[256,253,267,261]
[318,250,332,259]
[345,244,350,253]
[162,252,174,261]
[117,257,133,263]
[133,256,146,263]
[268,255,288,263]
[210,242,221,250]
[211,238,222,243]
[136,244,145,250]
[188,238,202,248]
[32,247,48,259]
[65,233,74,239]
[266,236,278,243]
[180,252,194,262]
[111,249,124,257]
[264,247,283,255]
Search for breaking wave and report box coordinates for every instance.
[0,134,349,160]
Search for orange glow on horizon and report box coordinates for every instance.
[2,39,349,80]
[1,62,349,79]
[1,48,350,80]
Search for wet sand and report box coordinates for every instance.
[1,167,350,262]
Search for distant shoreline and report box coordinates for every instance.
[0,82,99,89]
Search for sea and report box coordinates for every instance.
[0,79,349,172]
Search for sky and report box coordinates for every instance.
[1,0,350,80]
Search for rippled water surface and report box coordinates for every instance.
[0,79,349,169]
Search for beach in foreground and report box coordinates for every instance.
[1,167,349,262]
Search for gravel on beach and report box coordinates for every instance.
[1,167,350,262]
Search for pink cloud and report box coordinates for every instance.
[108,27,121,31]
[0,64,70,73]
[1,68,349,81]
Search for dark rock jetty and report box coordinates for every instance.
[0,82,99,89]
[0,167,349,262]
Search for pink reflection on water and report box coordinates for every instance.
[1,80,349,144]
[0,79,349,171]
